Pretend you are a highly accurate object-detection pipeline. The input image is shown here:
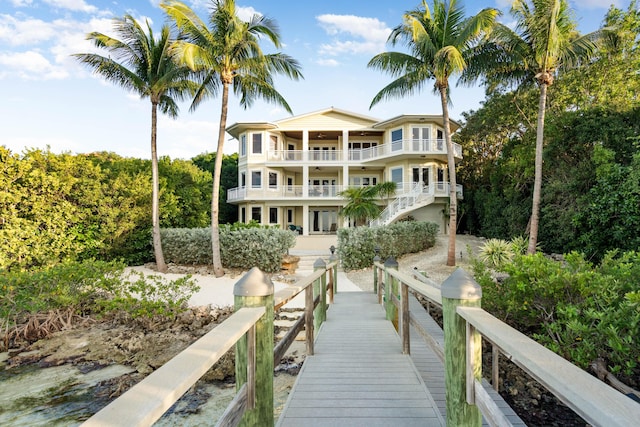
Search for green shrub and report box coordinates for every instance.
[0,260,200,337]
[161,226,296,273]
[338,221,439,270]
[479,238,514,268]
[473,251,640,378]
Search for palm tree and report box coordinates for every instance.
[465,0,598,254]
[369,0,499,266]
[162,0,303,277]
[339,186,381,227]
[74,15,196,273]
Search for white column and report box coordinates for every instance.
[302,205,309,236]
[342,130,350,229]
[302,129,309,199]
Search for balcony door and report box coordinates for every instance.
[412,166,430,193]
[412,127,431,151]
[310,208,338,234]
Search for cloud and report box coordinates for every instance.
[0,51,68,79]
[0,15,58,46]
[316,14,390,56]
[316,58,339,67]
[10,0,34,6]
[43,0,98,13]
[236,6,261,22]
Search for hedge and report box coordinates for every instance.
[337,221,439,270]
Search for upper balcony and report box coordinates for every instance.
[264,138,462,164]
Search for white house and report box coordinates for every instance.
[226,107,462,235]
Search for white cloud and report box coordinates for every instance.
[0,15,58,46]
[316,58,339,67]
[316,14,390,56]
[494,0,512,8]
[43,0,98,13]
[0,50,68,79]
[236,6,261,22]
[10,0,34,6]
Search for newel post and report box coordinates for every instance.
[384,256,399,329]
[373,246,381,294]
[329,245,338,298]
[442,268,482,427]
[234,267,274,427]
[314,258,327,329]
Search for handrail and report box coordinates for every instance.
[81,306,266,427]
[457,306,640,427]
[373,260,640,427]
[83,259,339,427]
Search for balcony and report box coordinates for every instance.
[227,181,462,204]
[227,185,345,203]
[265,138,462,164]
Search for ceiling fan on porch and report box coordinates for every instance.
[316,132,326,139]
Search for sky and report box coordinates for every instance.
[0,0,630,160]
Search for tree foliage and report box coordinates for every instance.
[0,148,211,271]
[457,2,640,258]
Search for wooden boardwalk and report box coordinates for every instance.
[277,291,445,427]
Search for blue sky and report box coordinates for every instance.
[0,0,628,160]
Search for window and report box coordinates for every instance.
[391,128,403,152]
[287,209,293,223]
[240,207,246,223]
[251,171,262,188]
[240,134,246,156]
[240,171,246,187]
[270,135,278,152]
[269,172,278,189]
[390,167,403,186]
[251,207,261,222]
[269,207,278,224]
[252,133,262,154]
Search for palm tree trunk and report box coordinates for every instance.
[439,86,457,267]
[210,82,230,277]
[527,83,547,254]
[151,102,167,272]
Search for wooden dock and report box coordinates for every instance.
[277,291,445,427]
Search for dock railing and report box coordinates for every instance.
[373,258,640,427]
[82,257,338,427]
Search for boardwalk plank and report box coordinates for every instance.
[277,292,445,427]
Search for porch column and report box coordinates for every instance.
[302,130,309,199]
[302,205,309,236]
[342,130,350,228]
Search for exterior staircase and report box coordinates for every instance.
[370,183,435,227]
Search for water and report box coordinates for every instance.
[0,355,295,426]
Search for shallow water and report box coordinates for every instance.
[0,357,295,426]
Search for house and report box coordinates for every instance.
[225,107,462,236]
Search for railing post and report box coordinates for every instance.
[329,245,338,297]
[314,258,327,328]
[442,268,482,427]
[401,280,410,355]
[234,267,274,427]
[384,257,399,330]
[373,246,380,294]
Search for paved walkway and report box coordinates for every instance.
[276,292,444,427]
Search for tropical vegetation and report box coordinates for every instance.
[338,182,398,226]
[161,0,303,277]
[464,0,600,254]
[369,0,500,267]
[74,15,197,272]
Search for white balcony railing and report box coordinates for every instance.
[227,185,345,202]
[227,181,462,204]
[266,138,462,163]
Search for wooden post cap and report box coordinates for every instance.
[313,258,326,269]
[384,256,398,269]
[233,267,274,297]
[441,268,482,300]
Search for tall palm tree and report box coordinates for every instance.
[74,15,196,273]
[369,0,499,266]
[162,0,303,277]
[464,0,598,254]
